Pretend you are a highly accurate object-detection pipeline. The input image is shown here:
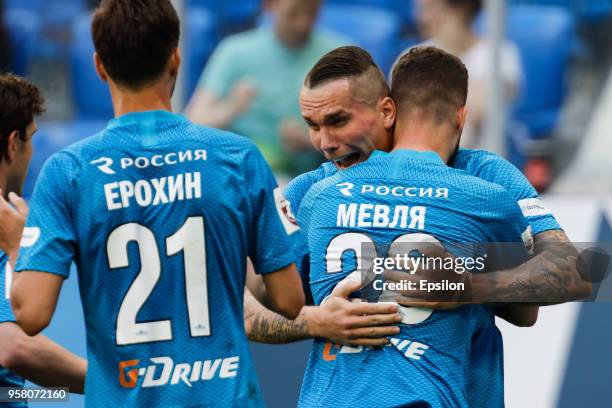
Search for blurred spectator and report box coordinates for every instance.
[185,0,346,177]
[397,0,523,152]
[0,0,11,72]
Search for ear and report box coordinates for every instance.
[169,48,181,78]
[93,52,109,83]
[6,130,19,162]
[456,105,468,130]
[379,96,397,130]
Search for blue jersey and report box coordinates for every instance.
[0,252,26,408]
[286,148,560,407]
[296,150,529,408]
[15,111,298,408]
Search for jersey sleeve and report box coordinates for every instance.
[484,189,532,270]
[14,152,78,278]
[245,146,299,275]
[471,152,561,235]
[0,253,15,323]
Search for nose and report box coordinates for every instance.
[318,129,339,154]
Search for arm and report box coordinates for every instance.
[472,229,591,304]
[184,83,255,129]
[0,322,86,393]
[244,278,401,346]
[11,271,63,336]
[0,191,28,267]
[259,263,304,319]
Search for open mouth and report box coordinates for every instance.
[332,152,362,169]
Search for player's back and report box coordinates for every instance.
[19,111,295,407]
[298,149,529,408]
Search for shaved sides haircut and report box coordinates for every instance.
[304,46,389,106]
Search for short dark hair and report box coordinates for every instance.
[304,46,389,101]
[391,46,468,123]
[0,74,44,162]
[445,0,482,22]
[92,0,180,90]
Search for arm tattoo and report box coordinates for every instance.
[244,290,310,344]
[473,229,591,304]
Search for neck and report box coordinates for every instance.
[0,165,6,196]
[435,21,477,56]
[109,81,173,118]
[392,116,455,163]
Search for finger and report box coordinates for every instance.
[345,337,392,347]
[8,192,28,217]
[347,314,402,328]
[331,273,362,299]
[349,301,398,315]
[348,326,401,339]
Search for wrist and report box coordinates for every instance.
[300,306,320,338]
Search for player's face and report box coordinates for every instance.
[5,120,36,197]
[274,0,321,48]
[300,79,392,170]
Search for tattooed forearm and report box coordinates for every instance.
[472,230,591,304]
[244,289,310,344]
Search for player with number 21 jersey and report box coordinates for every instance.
[15,111,298,407]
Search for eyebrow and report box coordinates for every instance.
[322,110,349,125]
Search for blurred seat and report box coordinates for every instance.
[504,5,575,138]
[7,0,85,59]
[327,0,415,28]
[23,120,108,198]
[317,4,402,75]
[69,12,114,119]
[4,8,40,75]
[188,0,259,30]
[509,0,612,21]
[184,7,218,102]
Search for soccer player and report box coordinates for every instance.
[244,46,588,406]
[0,74,86,402]
[10,1,304,407]
[295,46,535,408]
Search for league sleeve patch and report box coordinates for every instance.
[274,188,300,235]
[522,225,534,254]
[518,198,553,218]
[20,227,41,248]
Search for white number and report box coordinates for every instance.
[326,232,442,324]
[166,217,210,337]
[107,217,209,345]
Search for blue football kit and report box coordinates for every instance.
[15,110,298,407]
[286,149,560,408]
[0,252,26,408]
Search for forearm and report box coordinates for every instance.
[15,334,86,393]
[244,289,311,344]
[185,97,239,129]
[472,230,591,304]
[0,324,86,393]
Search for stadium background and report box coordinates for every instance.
[2,0,611,406]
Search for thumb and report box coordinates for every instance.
[331,272,362,299]
[8,192,28,218]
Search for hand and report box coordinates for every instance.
[306,277,402,346]
[229,80,257,114]
[279,119,311,152]
[0,190,29,263]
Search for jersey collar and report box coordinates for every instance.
[107,110,187,130]
[377,149,445,164]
